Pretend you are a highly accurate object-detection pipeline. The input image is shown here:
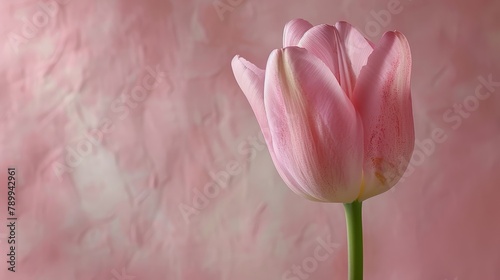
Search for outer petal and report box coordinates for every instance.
[231,55,304,197]
[334,21,374,79]
[231,56,270,141]
[283,19,313,47]
[298,24,355,97]
[351,31,414,201]
[264,47,363,203]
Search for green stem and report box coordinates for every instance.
[344,201,363,280]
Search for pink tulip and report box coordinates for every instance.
[231,19,414,203]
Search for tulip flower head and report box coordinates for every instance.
[231,19,414,203]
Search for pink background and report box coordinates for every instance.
[1,0,499,279]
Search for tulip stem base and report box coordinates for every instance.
[344,201,363,280]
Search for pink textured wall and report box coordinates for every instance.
[1,0,499,279]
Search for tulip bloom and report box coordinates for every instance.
[231,19,414,203]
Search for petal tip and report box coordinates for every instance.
[231,55,263,73]
[231,55,241,65]
[394,31,410,43]
[381,30,407,41]
[231,55,244,73]
[283,19,314,47]
[285,18,312,28]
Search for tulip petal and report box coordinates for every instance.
[298,24,355,98]
[283,19,313,47]
[232,55,306,198]
[334,21,374,79]
[231,55,270,140]
[352,31,414,201]
[264,47,363,202]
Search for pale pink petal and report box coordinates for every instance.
[352,31,414,201]
[298,24,356,98]
[334,21,375,79]
[283,19,313,47]
[264,47,363,203]
[232,55,305,197]
[231,55,271,143]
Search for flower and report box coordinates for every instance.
[231,19,414,202]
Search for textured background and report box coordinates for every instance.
[0,0,499,279]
